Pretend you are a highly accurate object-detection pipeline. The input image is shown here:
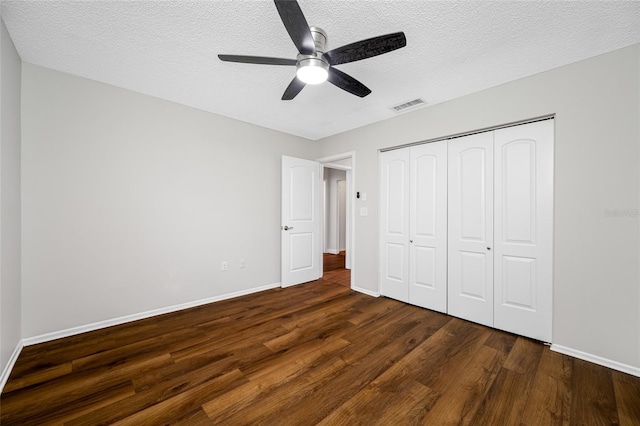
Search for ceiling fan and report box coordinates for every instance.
[218,0,407,100]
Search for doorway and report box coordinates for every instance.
[318,152,355,289]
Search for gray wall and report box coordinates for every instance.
[318,44,640,369]
[0,18,22,379]
[21,64,317,338]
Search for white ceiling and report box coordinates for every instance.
[2,1,639,140]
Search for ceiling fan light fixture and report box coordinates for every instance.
[296,57,329,84]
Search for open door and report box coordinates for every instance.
[281,156,322,287]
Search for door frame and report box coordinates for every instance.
[317,152,356,289]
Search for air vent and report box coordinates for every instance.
[391,98,426,113]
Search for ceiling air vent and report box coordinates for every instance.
[391,98,426,113]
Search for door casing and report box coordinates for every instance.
[282,152,356,289]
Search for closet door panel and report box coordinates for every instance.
[494,120,553,342]
[409,141,447,312]
[379,149,410,302]
[448,132,494,327]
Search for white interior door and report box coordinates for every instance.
[281,156,321,287]
[448,132,494,327]
[379,149,410,302]
[493,120,554,342]
[409,142,448,313]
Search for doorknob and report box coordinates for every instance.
[282,226,294,231]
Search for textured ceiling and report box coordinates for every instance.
[2,1,639,140]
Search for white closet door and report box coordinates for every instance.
[380,149,410,302]
[493,120,554,342]
[448,132,494,327]
[409,142,448,312]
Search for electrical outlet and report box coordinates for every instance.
[240,258,246,268]
[221,261,228,271]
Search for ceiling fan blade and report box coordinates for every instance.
[274,0,316,55]
[324,32,406,65]
[327,68,371,98]
[218,55,297,66]
[282,76,306,100]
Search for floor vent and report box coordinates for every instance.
[391,98,426,113]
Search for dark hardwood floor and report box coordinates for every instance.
[2,271,639,425]
[323,251,350,287]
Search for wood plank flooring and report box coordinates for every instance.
[2,270,639,425]
[322,252,350,287]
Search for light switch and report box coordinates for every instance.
[361,193,367,201]
[360,207,368,216]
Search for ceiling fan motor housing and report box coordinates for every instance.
[296,26,329,83]
[309,26,327,52]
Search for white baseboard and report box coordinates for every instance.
[22,282,281,347]
[352,285,379,298]
[1,340,24,393]
[325,249,339,255]
[551,344,640,377]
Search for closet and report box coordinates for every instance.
[380,119,553,342]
